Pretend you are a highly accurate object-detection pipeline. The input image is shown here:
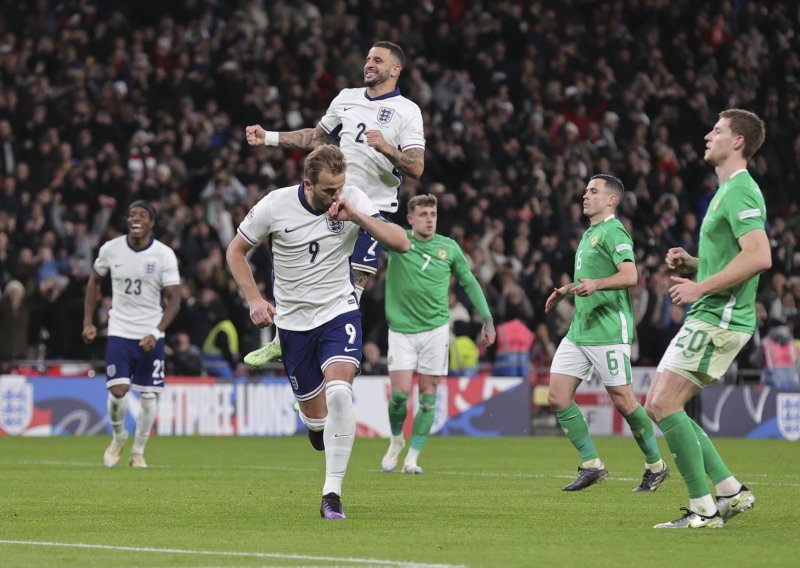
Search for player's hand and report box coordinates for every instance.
[245,125,266,146]
[668,275,702,306]
[139,334,157,352]
[479,319,496,347]
[249,298,276,328]
[545,287,563,313]
[666,247,694,271]
[327,199,360,223]
[82,325,97,344]
[365,130,389,152]
[574,277,599,296]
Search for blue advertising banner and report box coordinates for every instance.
[0,374,531,438]
[700,384,800,441]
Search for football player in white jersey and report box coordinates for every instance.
[226,145,410,519]
[83,201,181,469]
[244,40,425,366]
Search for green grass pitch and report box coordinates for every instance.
[1,436,799,567]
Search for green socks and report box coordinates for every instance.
[625,405,661,464]
[690,418,733,484]
[658,411,708,498]
[555,402,599,462]
[411,393,437,451]
[388,391,409,436]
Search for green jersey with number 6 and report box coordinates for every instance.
[688,170,766,334]
[385,231,491,334]
[566,216,635,345]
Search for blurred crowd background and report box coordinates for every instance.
[0,0,798,383]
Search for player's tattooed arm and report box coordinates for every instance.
[280,125,337,149]
[384,147,425,179]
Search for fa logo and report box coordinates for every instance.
[326,217,344,233]
[590,235,600,248]
[437,248,448,260]
[145,262,156,275]
[377,106,395,124]
[289,376,299,390]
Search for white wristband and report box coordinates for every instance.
[264,131,279,146]
[150,328,164,340]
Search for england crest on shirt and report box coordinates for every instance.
[777,393,800,441]
[326,217,345,233]
[378,106,395,124]
[0,376,34,436]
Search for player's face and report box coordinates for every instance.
[582,180,614,219]
[703,117,742,166]
[364,47,399,89]
[306,169,346,211]
[127,207,154,240]
[408,205,437,240]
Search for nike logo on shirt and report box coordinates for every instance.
[343,106,353,111]
[344,347,358,352]
[284,227,300,233]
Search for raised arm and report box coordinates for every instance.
[365,130,425,179]
[245,124,336,150]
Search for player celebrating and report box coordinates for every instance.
[545,175,669,492]
[647,109,770,529]
[83,200,181,469]
[226,145,410,519]
[381,194,495,474]
[244,40,425,367]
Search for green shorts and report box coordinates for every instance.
[657,318,751,387]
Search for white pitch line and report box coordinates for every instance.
[0,540,466,568]
[2,460,800,488]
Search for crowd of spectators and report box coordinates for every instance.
[0,0,798,381]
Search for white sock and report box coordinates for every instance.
[689,495,717,516]
[354,285,364,304]
[390,434,404,447]
[322,380,355,496]
[107,392,128,439]
[132,392,157,455]
[299,409,326,432]
[271,333,281,347]
[645,459,665,473]
[581,458,603,469]
[404,448,421,467]
[715,476,742,497]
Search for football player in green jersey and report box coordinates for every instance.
[646,109,771,529]
[545,174,668,493]
[381,194,496,474]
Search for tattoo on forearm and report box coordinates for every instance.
[279,127,334,150]
[388,147,424,177]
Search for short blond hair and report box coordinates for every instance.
[408,194,438,213]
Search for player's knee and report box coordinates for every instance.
[643,398,662,422]
[547,389,569,412]
[326,380,353,413]
[353,271,371,287]
[140,392,157,407]
[109,385,129,398]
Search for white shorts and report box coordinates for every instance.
[387,323,449,376]
[657,318,751,387]
[550,337,632,387]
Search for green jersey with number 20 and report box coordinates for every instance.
[566,216,635,345]
[688,169,766,334]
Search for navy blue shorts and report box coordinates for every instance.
[350,227,384,275]
[105,336,166,393]
[279,310,362,401]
